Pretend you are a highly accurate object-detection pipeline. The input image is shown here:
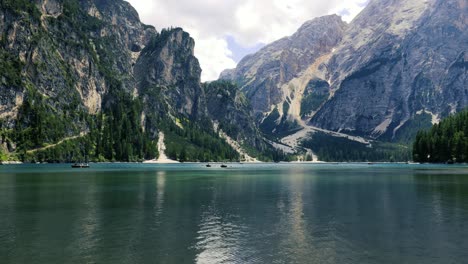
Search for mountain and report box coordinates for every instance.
[221,0,467,149]
[0,0,278,162]
[2,0,465,163]
[311,0,467,141]
[220,15,348,136]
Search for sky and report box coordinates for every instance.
[126,0,369,81]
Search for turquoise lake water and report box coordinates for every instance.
[1,163,468,263]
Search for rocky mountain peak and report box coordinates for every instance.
[135,28,204,117]
[295,14,346,35]
[137,28,200,86]
[219,0,466,145]
[311,0,467,140]
[0,0,284,162]
[220,14,347,119]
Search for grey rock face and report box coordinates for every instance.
[0,0,280,161]
[135,28,206,118]
[204,80,268,151]
[0,1,203,138]
[222,0,467,141]
[311,0,467,139]
[220,15,348,116]
[42,0,62,16]
[0,0,156,124]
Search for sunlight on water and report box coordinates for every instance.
[195,209,246,263]
[155,171,166,222]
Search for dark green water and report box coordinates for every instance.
[1,163,468,264]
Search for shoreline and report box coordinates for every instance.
[3,161,468,166]
[142,158,180,164]
[0,160,441,164]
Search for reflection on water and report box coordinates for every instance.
[154,171,166,224]
[72,175,99,262]
[0,174,16,258]
[277,172,313,263]
[0,164,468,263]
[195,207,246,264]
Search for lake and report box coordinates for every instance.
[1,163,468,263]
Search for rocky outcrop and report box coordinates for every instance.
[0,0,277,161]
[221,0,467,142]
[135,28,206,118]
[204,80,269,152]
[220,15,348,117]
[0,0,156,124]
[311,0,467,140]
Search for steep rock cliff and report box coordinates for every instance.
[0,0,277,162]
[203,80,272,156]
[220,15,348,121]
[135,28,206,119]
[311,0,467,140]
[221,0,467,143]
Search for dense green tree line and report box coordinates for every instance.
[94,90,158,162]
[0,0,41,20]
[160,117,240,162]
[2,86,158,163]
[1,88,245,163]
[413,110,468,163]
[301,132,411,162]
[0,50,23,87]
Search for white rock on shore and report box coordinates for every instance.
[143,132,179,164]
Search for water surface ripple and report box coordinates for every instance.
[1,163,467,263]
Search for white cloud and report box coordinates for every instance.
[188,29,237,83]
[126,0,368,81]
[332,0,369,22]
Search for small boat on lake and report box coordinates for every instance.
[206,164,212,168]
[221,164,228,168]
[71,163,89,168]
[72,155,89,168]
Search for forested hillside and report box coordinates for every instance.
[301,132,411,162]
[0,0,279,163]
[413,110,468,163]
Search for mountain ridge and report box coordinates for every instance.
[1,0,465,163]
[220,14,348,137]
[0,0,281,162]
[311,0,467,140]
[220,0,467,149]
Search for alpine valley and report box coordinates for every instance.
[221,0,467,161]
[0,0,466,163]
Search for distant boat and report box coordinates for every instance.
[72,155,89,168]
[206,164,212,168]
[71,163,89,168]
[221,164,228,168]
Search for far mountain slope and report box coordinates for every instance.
[220,15,348,136]
[311,0,467,141]
[220,0,467,153]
